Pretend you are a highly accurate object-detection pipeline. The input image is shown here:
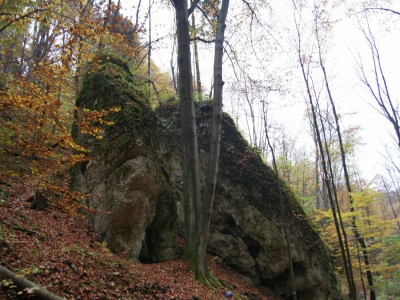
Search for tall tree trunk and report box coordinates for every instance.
[381,177,400,232]
[262,101,297,300]
[98,0,113,51]
[148,0,152,102]
[307,77,356,300]
[191,10,202,100]
[315,20,376,297]
[315,139,321,209]
[316,103,357,298]
[197,0,229,281]
[294,14,356,294]
[74,0,95,95]
[307,114,321,210]
[172,0,202,265]
[244,80,257,147]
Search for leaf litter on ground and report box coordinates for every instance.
[0,185,282,300]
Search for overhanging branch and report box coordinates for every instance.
[190,37,215,43]
[188,0,201,16]
[362,7,400,16]
[0,9,47,34]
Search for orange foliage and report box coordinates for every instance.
[0,0,143,207]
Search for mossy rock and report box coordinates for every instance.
[73,52,157,153]
[157,101,339,300]
[71,52,177,263]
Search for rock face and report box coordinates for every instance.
[158,103,340,300]
[71,54,339,300]
[71,53,177,263]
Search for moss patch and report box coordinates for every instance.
[157,100,332,259]
[74,52,157,152]
[158,101,303,217]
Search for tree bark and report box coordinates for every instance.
[0,265,66,300]
[315,139,321,209]
[262,101,297,300]
[197,0,229,280]
[191,11,202,100]
[31,190,48,210]
[172,0,202,264]
[316,103,357,299]
[315,19,376,298]
[294,13,356,297]
[381,177,400,232]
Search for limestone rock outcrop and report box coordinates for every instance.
[71,53,339,299]
[71,53,177,263]
[158,103,340,300]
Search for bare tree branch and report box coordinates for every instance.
[355,18,400,148]
[190,37,215,43]
[188,0,201,16]
[362,7,400,16]
[0,9,47,34]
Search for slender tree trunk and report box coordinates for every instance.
[191,10,202,100]
[148,0,152,103]
[244,81,257,147]
[197,0,229,281]
[324,63,376,299]
[308,114,321,210]
[381,177,400,232]
[172,0,202,265]
[208,80,213,99]
[74,0,95,95]
[308,83,356,300]
[315,139,321,209]
[262,101,297,300]
[170,34,178,94]
[98,0,112,51]
[316,103,357,298]
[294,20,356,294]
[316,24,376,297]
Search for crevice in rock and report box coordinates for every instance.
[139,191,177,263]
[81,161,89,175]
[292,261,306,275]
[242,236,261,259]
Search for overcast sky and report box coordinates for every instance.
[120,0,400,182]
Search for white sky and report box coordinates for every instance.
[120,0,400,182]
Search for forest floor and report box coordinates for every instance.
[0,183,282,300]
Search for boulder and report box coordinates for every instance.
[158,102,340,300]
[71,53,339,299]
[71,53,177,262]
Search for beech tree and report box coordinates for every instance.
[292,1,357,297]
[262,102,297,299]
[312,3,376,298]
[171,0,229,282]
[355,18,400,150]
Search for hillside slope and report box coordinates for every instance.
[0,186,281,299]
[69,53,338,300]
